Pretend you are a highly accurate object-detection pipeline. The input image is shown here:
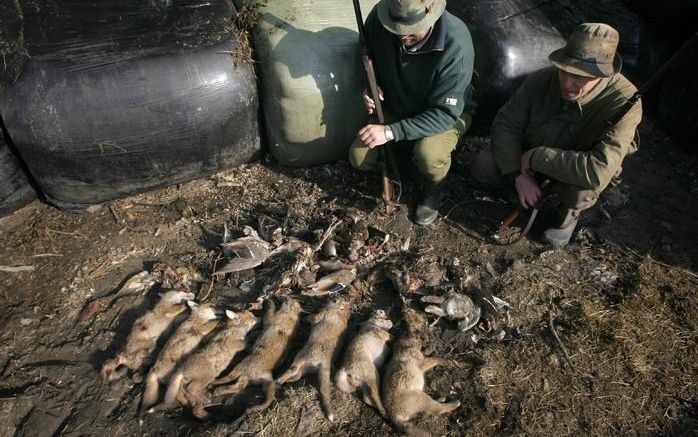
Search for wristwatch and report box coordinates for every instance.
[384,125,394,142]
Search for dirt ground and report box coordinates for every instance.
[0,118,696,437]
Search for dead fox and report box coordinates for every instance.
[382,336,459,437]
[335,309,393,416]
[212,296,301,413]
[101,290,194,382]
[141,302,222,411]
[149,309,258,418]
[276,298,352,422]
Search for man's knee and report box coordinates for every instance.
[554,183,599,211]
[349,141,379,171]
[470,148,503,187]
[413,131,458,182]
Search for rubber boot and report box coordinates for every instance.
[541,207,580,247]
[414,180,447,225]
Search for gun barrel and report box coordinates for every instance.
[352,0,366,44]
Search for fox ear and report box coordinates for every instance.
[187,300,198,309]
[225,310,237,320]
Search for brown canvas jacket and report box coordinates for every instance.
[490,66,642,191]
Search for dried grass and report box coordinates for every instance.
[229,2,262,66]
[467,254,697,436]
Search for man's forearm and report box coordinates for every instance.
[530,147,608,190]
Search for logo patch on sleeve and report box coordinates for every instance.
[445,97,458,106]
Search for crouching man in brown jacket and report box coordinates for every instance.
[471,23,642,246]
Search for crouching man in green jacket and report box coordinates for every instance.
[349,0,475,225]
[471,23,642,246]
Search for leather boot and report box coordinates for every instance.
[414,180,447,225]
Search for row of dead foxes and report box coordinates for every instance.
[101,290,459,435]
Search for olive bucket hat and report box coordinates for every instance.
[377,0,447,35]
[549,23,622,78]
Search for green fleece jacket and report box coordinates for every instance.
[491,66,642,191]
[364,8,475,142]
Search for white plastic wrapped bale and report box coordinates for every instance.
[241,0,380,167]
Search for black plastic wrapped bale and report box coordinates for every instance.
[0,0,26,83]
[0,35,260,208]
[0,128,36,217]
[0,0,260,209]
[236,0,380,167]
[447,0,565,132]
[658,41,698,153]
[20,0,235,65]
[619,0,698,46]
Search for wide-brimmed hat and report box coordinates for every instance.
[549,23,622,78]
[377,0,446,35]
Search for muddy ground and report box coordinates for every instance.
[0,119,696,437]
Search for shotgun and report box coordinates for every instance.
[352,0,400,214]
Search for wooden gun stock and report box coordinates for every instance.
[360,54,398,211]
[353,0,400,214]
[496,206,521,234]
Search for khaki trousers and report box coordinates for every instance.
[470,148,600,227]
[349,114,470,184]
